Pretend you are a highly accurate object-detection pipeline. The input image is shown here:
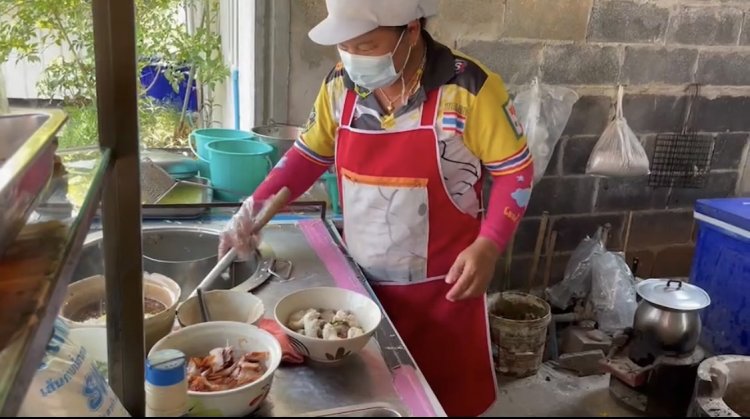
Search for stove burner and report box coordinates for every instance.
[628,329,699,366]
[601,332,706,416]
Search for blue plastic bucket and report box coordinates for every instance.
[190,128,254,177]
[321,171,340,215]
[206,139,274,202]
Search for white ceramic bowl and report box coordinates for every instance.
[274,287,382,363]
[149,321,281,417]
[177,290,265,327]
[60,272,181,352]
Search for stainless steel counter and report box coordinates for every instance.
[237,222,409,417]
[85,212,445,417]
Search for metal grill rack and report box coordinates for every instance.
[648,133,715,189]
[648,84,715,189]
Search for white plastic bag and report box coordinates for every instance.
[546,227,606,310]
[19,318,130,417]
[586,86,650,177]
[514,78,579,183]
[589,252,637,334]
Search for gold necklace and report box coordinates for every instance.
[379,50,427,117]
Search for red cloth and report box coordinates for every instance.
[257,318,304,364]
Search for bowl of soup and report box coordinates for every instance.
[60,272,181,351]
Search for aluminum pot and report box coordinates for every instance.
[141,227,259,300]
[633,279,711,355]
[71,227,259,301]
[251,123,302,160]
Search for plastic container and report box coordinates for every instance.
[489,292,551,377]
[691,198,750,356]
[206,139,274,202]
[140,64,197,112]
[145,349,189,417]
[189,128,254,178]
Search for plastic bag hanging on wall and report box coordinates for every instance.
[585,86,650,177]
[514,78,579,184]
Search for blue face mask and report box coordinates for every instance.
[338,30,412,91]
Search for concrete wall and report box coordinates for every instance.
[286,0,750,287]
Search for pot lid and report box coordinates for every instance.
[636,279,711,311]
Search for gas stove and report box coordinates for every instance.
[600,329,707,417]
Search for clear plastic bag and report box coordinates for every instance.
[585,86,650,177]
[19,318,130,417]
[589,252,637,334]
[546,228,605,310]
[514,78,579,184]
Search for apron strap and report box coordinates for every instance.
[343,88,440,129]
[420,88,440,127]
[341,89,358,128]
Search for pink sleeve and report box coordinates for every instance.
[252,147,330,202]
[478,164,534,252]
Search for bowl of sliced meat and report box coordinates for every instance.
[149,321,281,417]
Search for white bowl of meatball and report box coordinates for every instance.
[273,287,383,363]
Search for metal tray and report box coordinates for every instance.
[141,176,213,219]
[35,172,213,221]
[0,110,68,256]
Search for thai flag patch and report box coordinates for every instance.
[442,111,466,134]
[503,100,525,139]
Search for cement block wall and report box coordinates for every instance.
[285,0,750,288]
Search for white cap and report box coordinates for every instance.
[308,0,439,46]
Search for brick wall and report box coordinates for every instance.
[287,0,750,288]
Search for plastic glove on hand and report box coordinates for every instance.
[218,198,262,261]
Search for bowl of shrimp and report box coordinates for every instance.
[274,287,382,363]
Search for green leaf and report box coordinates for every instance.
[3,0,228,134]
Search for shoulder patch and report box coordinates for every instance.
[503,99,524,139]
[442,111,467,135]
[445,56,488,96]
[454,59,468,75]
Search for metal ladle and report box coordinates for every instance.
[187,187,292,300]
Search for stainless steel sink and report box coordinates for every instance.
[297,403,404,417]
[0,110,67,256]
[73,226,259,299]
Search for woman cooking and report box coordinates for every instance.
[219,0,533,416]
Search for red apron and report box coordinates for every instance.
[335,89,497,417]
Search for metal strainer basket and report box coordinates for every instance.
[140,158,248,204]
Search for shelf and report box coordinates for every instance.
[0,148,111,416]
[0,110,69,257]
